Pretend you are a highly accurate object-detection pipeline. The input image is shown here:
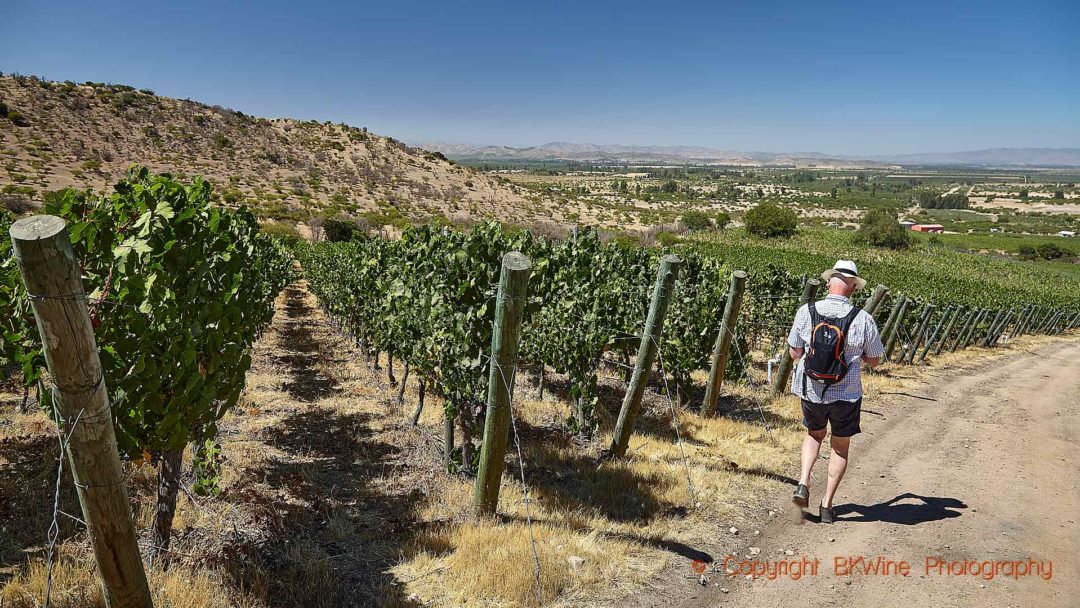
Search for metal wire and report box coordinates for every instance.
[490,356,544,607]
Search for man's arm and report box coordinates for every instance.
[861,312,885,368]
[787,306,808,361]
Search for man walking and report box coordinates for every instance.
[786,260,883,523]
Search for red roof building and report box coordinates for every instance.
[911,224,945,233]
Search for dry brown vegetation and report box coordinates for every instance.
[0,74,559,227]
[1,281,1074,607]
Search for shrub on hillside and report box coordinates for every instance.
[744,202,797,238]
[0,194,34,215]
[714,211,732,229]
[260,221,302,242]
[681,210,711,232]
[1036,242,1067,260]
[855,208,911,249]
[323,218,366,242]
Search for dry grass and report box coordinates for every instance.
[1,282,1074,607]
[1,546,254,608]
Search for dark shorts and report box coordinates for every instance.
[801,398,862,437]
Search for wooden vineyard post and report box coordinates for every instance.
[862,284,889,318]
[1045,310,1064,335]
[903,303,935,364]
[1027,305,1044,333]
[1043,309,1062,334]
[10,216,153,608]
[963,308,989,349]
[610,255,680,458]
[1029,308,1049,334]
[1027,307,1046,334]
[701,270,747,417]
[981,310,1004,347]
[934,305,964,356]
[917,305,953,363]
[770,278,820,397]
[987,309,1011,346]
[474,252,532,516]
[879,294,906,349]
[1011,305,1031,338]
[883,297,912,361]
[952,307,980,352]
[1067,311,1080,331]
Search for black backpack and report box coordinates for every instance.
[802,303,860,396]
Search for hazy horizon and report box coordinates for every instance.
[2,0,1077,155]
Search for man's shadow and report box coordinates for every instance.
[828,493,966,525]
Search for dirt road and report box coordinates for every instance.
[682,339,1080,608]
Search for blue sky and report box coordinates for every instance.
[1,0,1077,155]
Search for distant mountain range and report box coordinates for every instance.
[417,142,1080,169]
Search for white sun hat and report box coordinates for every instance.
[821,259,867,290]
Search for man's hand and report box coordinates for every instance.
[862,354,881,368]
[789,347,804,360]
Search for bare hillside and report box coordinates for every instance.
[0,74,545,225]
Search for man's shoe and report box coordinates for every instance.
[792,484,809,508]
[819,503,835,524]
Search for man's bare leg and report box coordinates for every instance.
[799,429,827,488]
[821,436,850,509]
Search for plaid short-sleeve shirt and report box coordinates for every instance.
[787,294,884,403]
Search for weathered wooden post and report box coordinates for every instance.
[701,270,747,416]
[879,294,906,348]
[1036,311,1062,334]
[862,284,889,318]
[917,305,952,363]
[883,297,912,361]
[1067,311,1080,331]
[1045,310,1064,335]
[1028,305,1045,333]
[475,252,531,515]
[770,278,820,397]
[951,307,980,352]
[989,309,1014,346]
[610,255,680,458]
[903,303,935,364]
[963,308,989,349]
[981,310,1004,347]
[1011,304,1032,338]
[10,216,153,608]
[1034,308,1055,334]
[934,305,964,356]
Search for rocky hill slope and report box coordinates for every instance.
[0,74,543,226]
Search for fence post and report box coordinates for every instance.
[995,309,1018,345]
[1045,310,1064,335]
[879,295,906,349]
[862,284,889,318]
[903,303,935,364]
[474,252,531,516]
[917,305,952,363]
[964,308,989,349]
[701,270,747,416]
[1067,311,1080,331]
[610,255,680,458]
[770,278,820,397]
[883,297,912,361]
[10,216,153,608]
[934,305,964,356]
[1012,304,1032,338]
[981,310,1004,347]
[1035,308,1055,334]
[989,309,1014,346]
[952,307,980,351]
